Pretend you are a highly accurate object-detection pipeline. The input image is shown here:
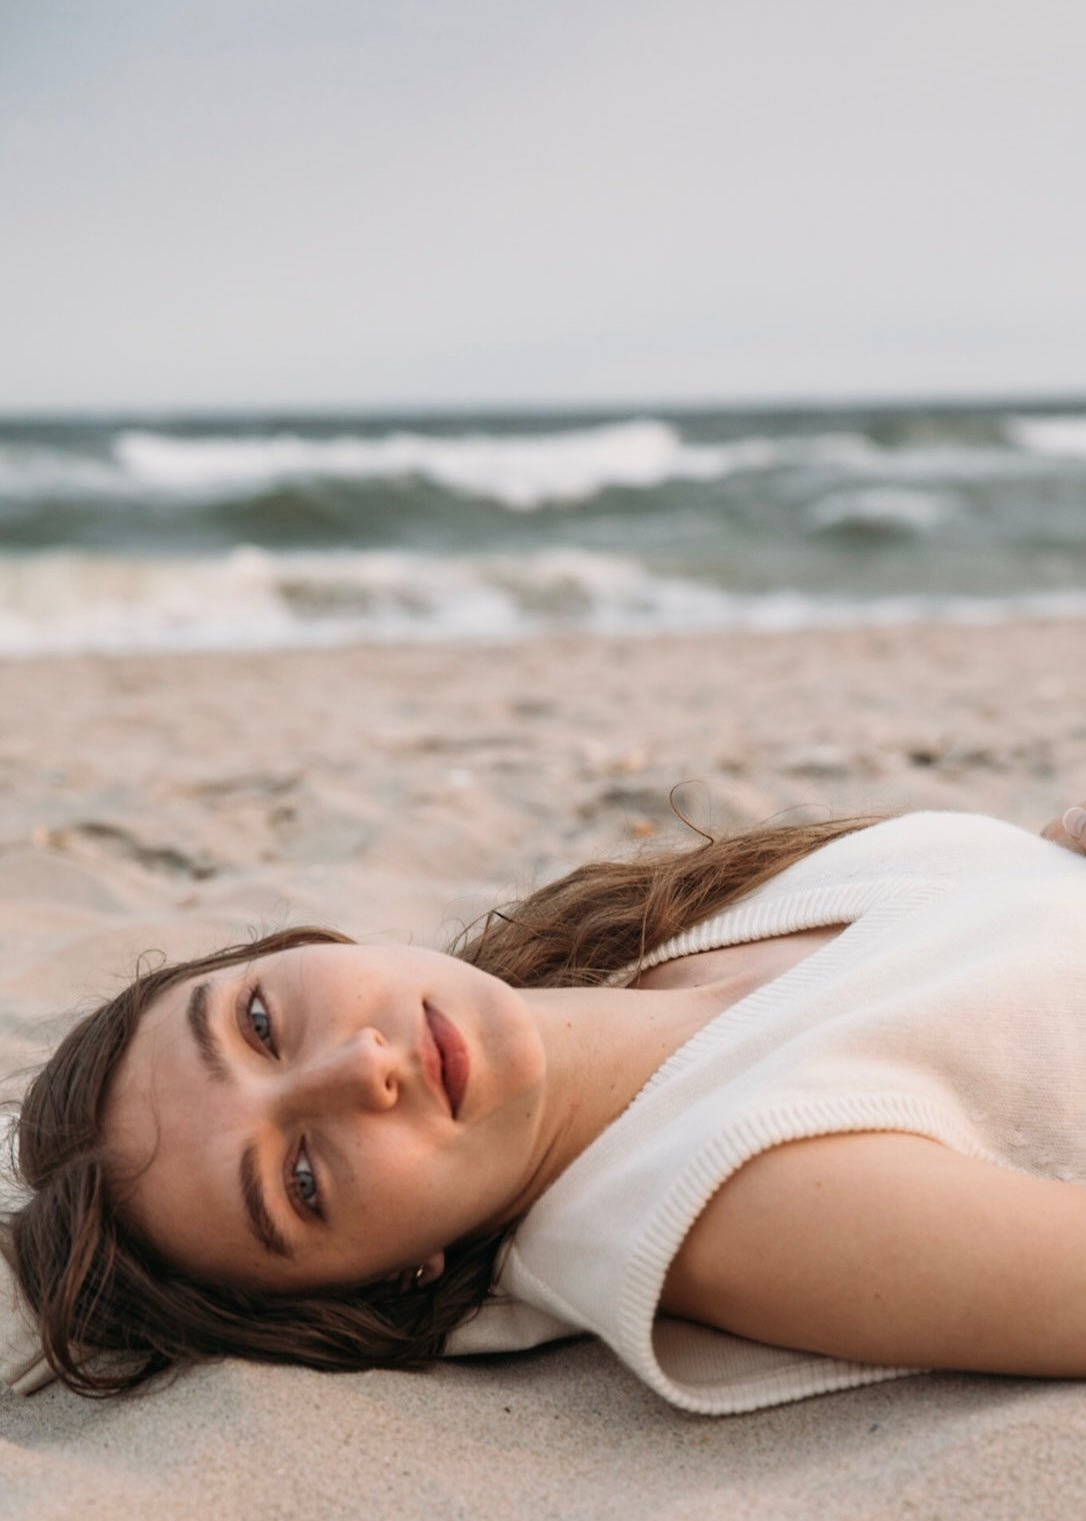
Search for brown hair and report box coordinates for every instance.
[2,812,874,1396]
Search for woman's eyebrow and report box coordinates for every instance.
[186,980,229,1083]
[240,1144,293,1259]
[185,980,293,1259]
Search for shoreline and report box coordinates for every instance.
[5,590,1086,664]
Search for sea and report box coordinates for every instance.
[2,399,1086,656]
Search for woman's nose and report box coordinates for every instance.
[278,1028,400,1117]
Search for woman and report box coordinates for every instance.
[5,802,1086,1413]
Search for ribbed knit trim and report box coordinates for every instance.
[504,1090,993,1414]
[617,1093,997,1413]
[605,875,922,987]
[600,874,934,1117]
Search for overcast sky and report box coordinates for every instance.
[3,0,1086,412]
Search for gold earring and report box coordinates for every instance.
[413,1264,425,1286]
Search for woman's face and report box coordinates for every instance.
[104,943,549,1291]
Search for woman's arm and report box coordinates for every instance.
[662,1132,1086,1375]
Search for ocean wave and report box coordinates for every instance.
[111,422,737,508]
[0,445,126,500]
[3,417,1061,521]
[0,421,878,513]
[2,547,1084,657]
[805,487,953,535]
[1005,413,1086,461]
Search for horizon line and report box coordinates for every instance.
[2,386,1086,423]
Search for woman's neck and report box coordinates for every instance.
[513,927,843,1213]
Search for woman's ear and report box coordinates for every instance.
[386,1251,446,1292]
[416,1251,445,1287]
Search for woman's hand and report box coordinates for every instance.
[1042,806,1086,852]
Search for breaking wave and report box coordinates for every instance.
[3,545,1086,657]
[0,420,875,512]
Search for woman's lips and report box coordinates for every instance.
[424,1003,469,1118]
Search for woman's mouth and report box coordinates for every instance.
[424,1003,469,1118]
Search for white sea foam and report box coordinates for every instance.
[3,417,1082,519]
[2,546,1085,657]
[102,422,877,510]
[0,446,127,498]
[1006,414,1086,461]
[805,487,952,534]
[844,442,1052,481]
[110,422,735,508]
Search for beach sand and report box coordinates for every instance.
[3,619,1086,1519]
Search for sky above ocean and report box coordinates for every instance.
[3,0,1086,411]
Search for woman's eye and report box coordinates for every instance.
[247,988,273,1048]
[292,1147,319,1213]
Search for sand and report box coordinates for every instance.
[2,620,1086,1518]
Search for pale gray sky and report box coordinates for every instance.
[3,0,1086,411]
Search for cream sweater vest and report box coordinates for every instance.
[448,813,1086,1413]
